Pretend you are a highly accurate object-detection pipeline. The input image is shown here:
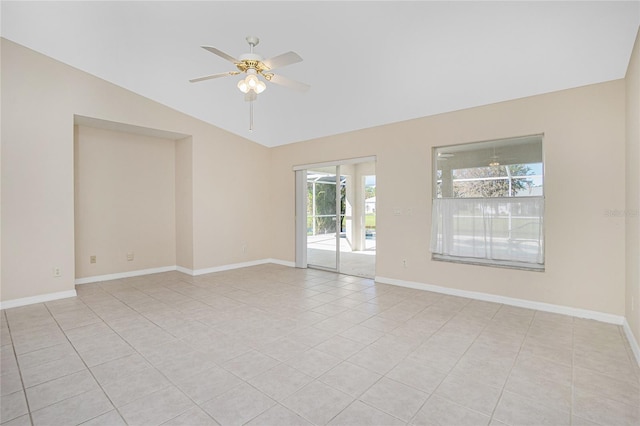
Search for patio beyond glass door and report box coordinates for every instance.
[306,166,341,271]
[297,157,376,278]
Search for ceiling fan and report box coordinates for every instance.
[487,147,519,167]
[189,35,310,102]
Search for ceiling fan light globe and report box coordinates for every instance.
[255,81,266,94]
[237,80,249,93]
[246,74,258,88]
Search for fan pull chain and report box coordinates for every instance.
[249,100,254,132]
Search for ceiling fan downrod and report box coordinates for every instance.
[249,100,254,132]
[246,36,259,53]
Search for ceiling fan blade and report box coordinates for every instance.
[201,46,239,64]
[268,74,310,92]
[262,51,302,70]
[189,71,238,83]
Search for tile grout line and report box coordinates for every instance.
[242,276,402,425]
[571,316,576,426]
[321,370,386,425]
[123,270,330,423]
[372,301,458,425]
[7,268,282,422]
[341,297,486,425]
[346,297,441,424]
[49,288,198,423]
[483,305,534,425]
[77,280,233,425]
[3,309,35,426]
[178,274,326,425]
[42,301,131,425]
[617,323,640,375]
[405,302,501,423]
[571,322,638,426]
[113,271,321,423]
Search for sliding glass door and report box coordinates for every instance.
[296,157,376,278]
[306,166,341,270]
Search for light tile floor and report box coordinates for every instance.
[307,235,376,278]
[1,264,639,426]
[307,248,376,279]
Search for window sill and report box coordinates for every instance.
[432,254,545,272]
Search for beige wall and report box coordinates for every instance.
[1,38,270,302]
[191,132,272,269]
[270,80,627,316]
[176,137,194,270]
[0,35,634,327]
[74,125,176,278]
[626,29,640,344]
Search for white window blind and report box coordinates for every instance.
[430,197,544,266]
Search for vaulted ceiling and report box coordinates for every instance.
[2,1,639,147]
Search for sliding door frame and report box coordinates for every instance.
[294,156,376,270]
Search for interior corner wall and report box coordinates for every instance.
[176,136,194,271]
[1,41,76,301]
[1,38,270,303]
[625,28,640,345]
[74,125,176,279]
[270,79,627,317]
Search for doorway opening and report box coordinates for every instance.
[296,158,376,278]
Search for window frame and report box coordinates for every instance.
[430,134,546,271]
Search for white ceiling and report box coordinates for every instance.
[2,1,639,147]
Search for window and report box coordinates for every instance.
[430,135,544,270]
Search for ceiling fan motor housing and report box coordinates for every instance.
[239,53,262,62]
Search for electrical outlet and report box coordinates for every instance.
[52,267,62,277]
[90,255,96,264]
[242,244,247,254]
[126,252,134,261]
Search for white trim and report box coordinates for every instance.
[75,260,296,283]
[623,318,640,367]
[267,258,296,268]
[190,260,269,276]
[74,115,189,141]
[190,259,294,276]
[375,276,625,325]
[295,169,307,268]
[292,155,376,171]
[175,266,193,275]
[0,290,77,310]
[432,254,545,272]
[75,266,178,284]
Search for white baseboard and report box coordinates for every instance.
[375,276,625,325]
[0,290,78,310]
[75,266,178,285]
[623,318,640,367]
[189,259,272,276]
[266,258,296,268]
[76,259,296,282]
[187,258,295,276]
[175,266,193,275]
